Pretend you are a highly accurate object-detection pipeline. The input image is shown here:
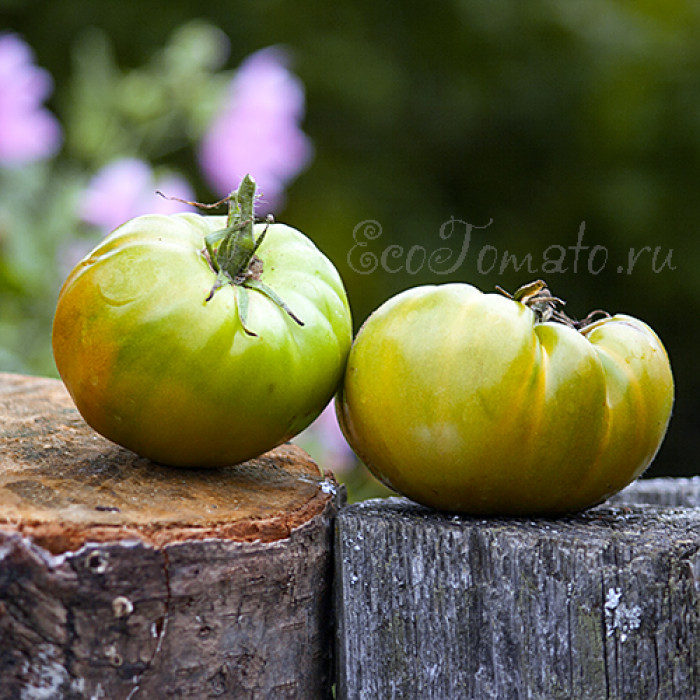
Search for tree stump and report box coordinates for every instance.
[0,372,340,699]
[335,482,700,700]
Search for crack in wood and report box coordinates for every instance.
[123,549,171,700]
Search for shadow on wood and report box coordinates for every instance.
[0,373,339,699]
[335,480,700,700]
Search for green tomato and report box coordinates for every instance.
[336,281,674,515]
[53,207,352,467]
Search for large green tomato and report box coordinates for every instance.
[337,281,674,515]
[53,186,352,468]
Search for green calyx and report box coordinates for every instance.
[203,174,304,337]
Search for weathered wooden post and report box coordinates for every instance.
[335,480,700,700]
[0,373,339,699]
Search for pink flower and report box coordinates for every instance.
[80,158,194,232]
[296,402,357,475]
[0,34,62,165]
[199,47,313,212]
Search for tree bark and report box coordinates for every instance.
[0,372,339,699]
[335,482,700,700]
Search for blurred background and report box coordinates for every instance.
[1,0,698,501]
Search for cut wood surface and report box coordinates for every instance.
[0,372,339,699]
[336,481,700,700]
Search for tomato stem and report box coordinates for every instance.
[204,174,257,283]
[497,280,610,330]
[203,174,304,334]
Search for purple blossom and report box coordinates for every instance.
[80,158,194,232]
[0,33,62,166]
[199,47,313,212]
[296,402,357,475]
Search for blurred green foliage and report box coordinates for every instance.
[2,0,699,480]
[65,22,230,167]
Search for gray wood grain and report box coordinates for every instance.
[335,479,700,700]
[611,476,700,508]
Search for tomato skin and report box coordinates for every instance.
[53,213,352,467]
[336,283,674,515]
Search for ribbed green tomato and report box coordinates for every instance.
[53,207,352,468]
[337,282,674,515]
